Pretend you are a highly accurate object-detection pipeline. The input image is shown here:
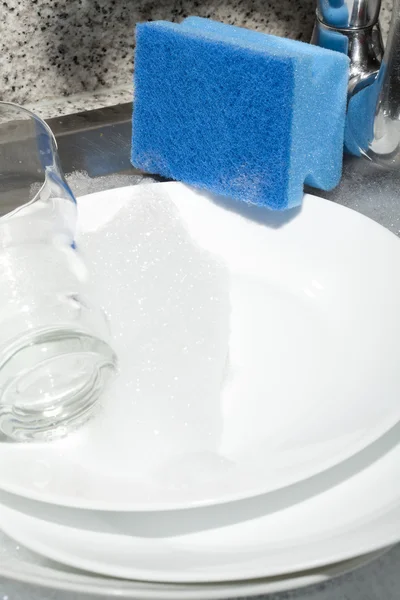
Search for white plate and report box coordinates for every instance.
[0,423,399,582]
[1,182,400,511]
[0,528,389,600]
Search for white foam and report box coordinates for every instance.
[78,185,230,481]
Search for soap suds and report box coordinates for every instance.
[78,185,230,483]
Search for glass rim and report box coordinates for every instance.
[0,101,59,150]
[0,101,76,219]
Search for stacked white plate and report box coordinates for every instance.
[0,182,399,598]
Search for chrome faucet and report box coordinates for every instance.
[312,0,400,168]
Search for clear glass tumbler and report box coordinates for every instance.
[0,102,117,442]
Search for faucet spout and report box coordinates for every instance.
[313,0,400,168]
[317,0,381,29]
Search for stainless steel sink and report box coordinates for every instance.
[43,102,400,237]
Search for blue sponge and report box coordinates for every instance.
[131,18,349,210]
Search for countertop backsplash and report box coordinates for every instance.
[0,0,394,112]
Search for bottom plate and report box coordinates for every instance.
[0,421,399,583]
[0,529,389,600]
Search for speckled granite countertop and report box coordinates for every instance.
[23,86,133,120]
[0,0,394,118]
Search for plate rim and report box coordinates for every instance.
[0,183,400,511]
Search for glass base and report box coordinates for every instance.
[0,328,117,442]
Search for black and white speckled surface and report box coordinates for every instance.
[0,0,394,114]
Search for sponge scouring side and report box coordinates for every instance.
[131,18,349,210]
